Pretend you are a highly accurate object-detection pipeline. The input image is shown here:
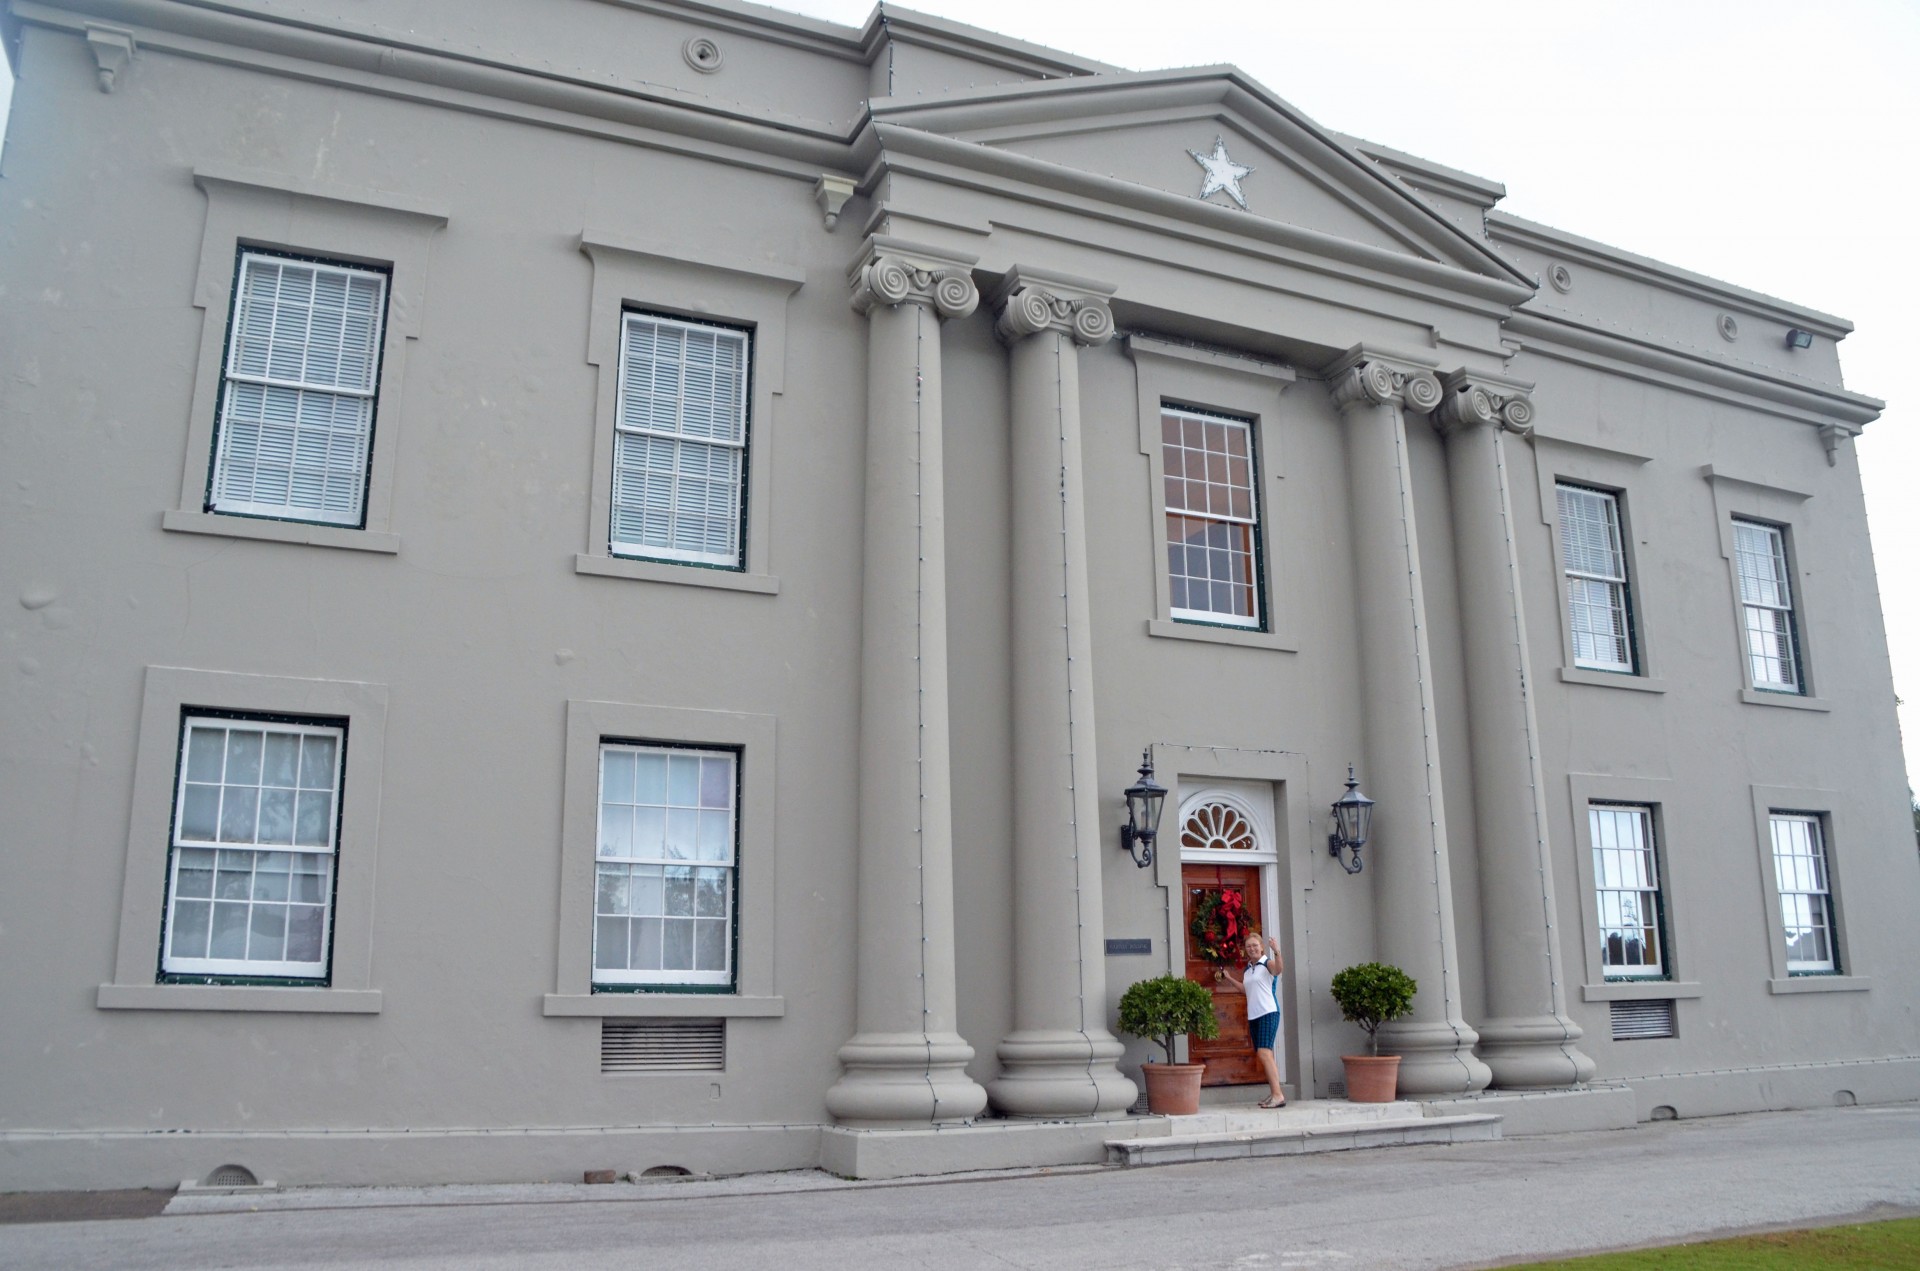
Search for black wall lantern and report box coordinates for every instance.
[1327,764,1375,875]
[1119,749,1167,869]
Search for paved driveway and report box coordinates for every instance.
[3,1105,1917,1270]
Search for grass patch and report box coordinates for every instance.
[1499,1217,1920,1269]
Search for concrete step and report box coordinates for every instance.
[1105,1106,1502,1166]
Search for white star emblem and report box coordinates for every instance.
[1188,137,1253,209]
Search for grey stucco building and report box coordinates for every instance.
[2,0,1915,1189]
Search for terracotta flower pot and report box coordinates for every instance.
[1341,1053,1401,1103]
[1140,1061,1206,1115]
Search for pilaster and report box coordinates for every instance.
[1429,373,1595,1088]
[826,241,989,1126]
[1330,350,1491,1096]
[984,269,1136,1119]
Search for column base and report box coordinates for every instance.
[986,1029,1139,1118]
[1475,1015,1597,1088]
[825,1032,988,1127]
[1378,1018,1493,1095]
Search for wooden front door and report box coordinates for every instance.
[1183,862,1265,1086]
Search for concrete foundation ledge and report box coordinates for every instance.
[0,1123,822,1193]
[820,1117,1150,1179]
[1416,1084,1639,1136]
[1618,1055,1920,1122]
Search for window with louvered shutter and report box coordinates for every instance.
[1556,483,1635,673]
[611,313,750,568]
[210,253,388,526]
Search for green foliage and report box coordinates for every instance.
[1499,1216,1920,1270]
[1329,962,1417,1056]
[1116,974,1219,1062]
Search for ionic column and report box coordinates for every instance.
[1430,375,1595,1088]
[826,245,989,1126]
[1330,353,1491,1096]
[985,271,1138,1119]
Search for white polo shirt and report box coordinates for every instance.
[1245,954,1279,1020]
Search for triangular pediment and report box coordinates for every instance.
[869,67,1530,291]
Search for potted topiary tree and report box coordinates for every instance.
[1328,962,1417,1102]
[1117,974,1220,1115]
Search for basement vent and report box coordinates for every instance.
[1610,998,1675,1040]
[602,1018,725,1072]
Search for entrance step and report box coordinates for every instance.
[1104,1102,1502,1166]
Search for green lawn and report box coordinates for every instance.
[1497,1217,1920,1269]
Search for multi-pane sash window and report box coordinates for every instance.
[211,253,388,525]
[594,744,737,987]
[1770,813,1836,972]
[1590,803,1665,978]
[611,313,750,567]
[163,716,343,980]
[1557,483,1634,672]
[1733,520,1801,692]
[1162,406,1261,627]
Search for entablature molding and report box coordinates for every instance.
[13,0,860,181]
[1123,334,1297,384]
[1491,212,1853,340]
[1505,312,1882,432]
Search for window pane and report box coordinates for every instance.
[180,785,220,841]
[1162,409,1260,628]
[300,736,337,791]
[186,727,226,781]
[170,900,211,959]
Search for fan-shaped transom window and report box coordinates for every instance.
[1182,801,1257,852]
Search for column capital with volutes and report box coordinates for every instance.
[848,238,980,319]
[1327,348,1443,415]
[989,267,1116,347]
[1430,370,1536,438]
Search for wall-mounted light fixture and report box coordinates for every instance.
[1786,328,1814,350]
[1327,765,1375,875]
[1119,749,1167,870]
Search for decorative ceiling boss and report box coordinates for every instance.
[1188,136,1254,210]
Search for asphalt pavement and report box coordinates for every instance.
[2,1104,1917,1269]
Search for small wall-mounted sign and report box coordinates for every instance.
[1105,938,1153,956]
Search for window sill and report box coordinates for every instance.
[1741,689,1831,712]
[1768,975,1868,995]
[163,510,400,555]
[97,983,382,1013]
[574,554,779,594]
[1559,668,1667,693]
[1147,618,1296,652]
[1580,981,1702,1002]
[543,993,785,1018]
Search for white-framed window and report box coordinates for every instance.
[611,313,750,568]
[209,252,389,526]
[1769,813,1836,973]
[1733,519,1802,693]
[1590,803,1665,979]
[1162,405,1262,628]
[162,714,343,981]
[1556,483,1635,673]
[594,743,738,988]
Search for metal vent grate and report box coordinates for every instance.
[1610,998,1675,1040]
[602,1018,725,1072]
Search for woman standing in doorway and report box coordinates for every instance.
[1220,930,1286,1107]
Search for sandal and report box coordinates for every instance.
[1259,1095,1287,1109]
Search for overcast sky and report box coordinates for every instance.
[3,2,1917,794]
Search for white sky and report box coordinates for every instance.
[3,2,1917,795]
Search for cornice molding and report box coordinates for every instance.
[848,238,980,318]
[1491,212,1853,339]
[1507,312,1882,431]
[856,6,1112,80]
[1122,334,1297,384]
[12,0,859,175]
[989,267,1115,346]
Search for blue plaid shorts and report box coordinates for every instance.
[1249,1009,1280,1051]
